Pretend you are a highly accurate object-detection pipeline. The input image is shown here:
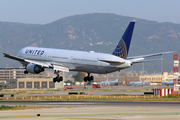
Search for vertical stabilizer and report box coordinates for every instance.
[112,22,135,59]
[115,76,118,82]
[141,78,145,83]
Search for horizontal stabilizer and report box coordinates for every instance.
[127,51,174,60]
[132,58,163,64]
[99,59,125,64]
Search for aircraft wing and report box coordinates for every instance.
[127,51,173,63]
[3,53,24,62]
[25,60,69,72]
[24,59,49,67]
[3,53,69,72]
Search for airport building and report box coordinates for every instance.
[140,72,174,83]
[0,69,46,80]
[0,69,64,89]
[94,72,175,84]
[5,78,64,89]
[94,73,141,83]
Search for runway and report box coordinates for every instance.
[0,101,180,120]
[0,100,180,107]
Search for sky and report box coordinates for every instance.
[0,0,179,24]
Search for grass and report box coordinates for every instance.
[0,94,180,101]
[0,105,49,110]
[0,90,48,95]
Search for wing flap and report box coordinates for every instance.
[53,65,69,72]
[24,59,50,68]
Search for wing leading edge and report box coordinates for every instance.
[3,53,69,72]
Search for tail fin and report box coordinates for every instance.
[141,78,145,83]
[115,76,118,82]
[112,22,135,59]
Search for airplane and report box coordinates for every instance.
[3,22,173,83]
[161,80,174,86]
[127,79,146,87]
[98,76,119,86]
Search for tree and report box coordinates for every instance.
[65,80,73,85]
[73,72,86,82]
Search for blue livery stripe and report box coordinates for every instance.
[112,22,135,59]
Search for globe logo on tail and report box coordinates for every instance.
[112,39,127,59]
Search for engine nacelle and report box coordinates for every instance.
[26,64,44,74]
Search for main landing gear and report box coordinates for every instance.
[84,73,94,82]
[53,70,63,83]
[24,70,28,74]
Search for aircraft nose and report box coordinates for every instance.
[17,48,23,57]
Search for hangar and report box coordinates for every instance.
[6,78,64,89]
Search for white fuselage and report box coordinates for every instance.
[17,47,132,74]
[98,78,118,86]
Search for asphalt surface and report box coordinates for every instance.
[1,100,180,120]
[0,101,180,107]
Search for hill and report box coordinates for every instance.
[0,13,179,73]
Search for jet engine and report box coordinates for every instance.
[26,63,44,74]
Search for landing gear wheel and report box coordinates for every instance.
[88,77,91,82]
[84,74,94,82]
[53,78,56,83]
[57,77,60,82]
[60,76,63,81]
[24,71,28,74]
[90,76,94,81]
[53,70,63,83]
[84,77,87,82]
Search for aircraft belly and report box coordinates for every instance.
[68,63,119,74]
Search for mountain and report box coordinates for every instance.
[0,13,179,73]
